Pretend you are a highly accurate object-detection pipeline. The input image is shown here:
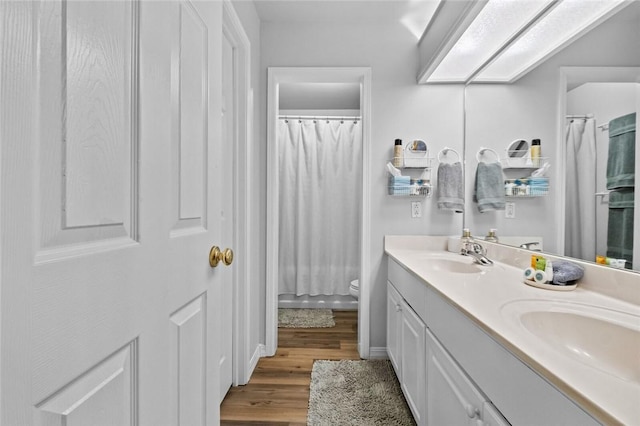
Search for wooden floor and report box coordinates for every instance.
[220,310,360,425]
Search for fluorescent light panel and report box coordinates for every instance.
[475,0,628,82]
[429,0,553,83]
[426,0,629,84]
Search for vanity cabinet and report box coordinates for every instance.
[387,257,600,426]
[387,281,426,424]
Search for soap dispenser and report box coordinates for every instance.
[485,229,499,243]
[460,228,473,253]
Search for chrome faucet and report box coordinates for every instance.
[460,240,494,265]
[519,241,541,251]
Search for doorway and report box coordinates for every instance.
[266,67,372,358]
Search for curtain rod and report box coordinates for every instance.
[565,113,594,119]
[278,115,361,122]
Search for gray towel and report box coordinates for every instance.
[606,112,635,189]
[552,261,585,286]
[473,162,505,213]
[437,162,464,213]
[609,187,634,208]
[607,188,634,267]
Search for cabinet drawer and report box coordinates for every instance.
[388,258,428,320]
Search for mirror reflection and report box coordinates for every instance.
[463,2,640,271]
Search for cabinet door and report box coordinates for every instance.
[426,329,485,426]
[387,281,403,375]
[400,299,427,425]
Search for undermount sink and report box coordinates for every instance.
[429,258,483,274]
[502,300,640,383]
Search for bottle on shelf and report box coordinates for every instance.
[393,139,403,167]
[530,139,541,167]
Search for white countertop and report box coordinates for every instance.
[384,235,640,426]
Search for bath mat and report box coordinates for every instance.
[307,360,415,426]
[278,308,335,328]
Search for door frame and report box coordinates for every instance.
[222,0,251,385]
[265,67,372,358]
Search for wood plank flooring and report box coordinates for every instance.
[220,310,360,425]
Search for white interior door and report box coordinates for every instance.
[0,1,223,424]
[219,29,236,402]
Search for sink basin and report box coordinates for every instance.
[502,300,640,383]
[429,258,483,274]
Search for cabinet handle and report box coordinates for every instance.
[395,304,402,312]
[466,404,480,419]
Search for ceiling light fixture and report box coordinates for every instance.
[418,0,631,84]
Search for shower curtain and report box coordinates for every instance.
[278,118,362,296]
[565,118,597,261]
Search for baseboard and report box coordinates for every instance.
[368,346,389,360]
[247,344,266,379]
[254,343,269,362]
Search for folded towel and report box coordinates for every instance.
[388,176,411,195]
[437,162,464,213]
[609,188,634,208]
[606,112,636,189]
[473,162,505,212]
[552,261,585,285]
[607,193,634,267]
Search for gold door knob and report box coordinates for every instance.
[209,246,234,267]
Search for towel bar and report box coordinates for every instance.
[476,147,500,162]
[437,147,460,163]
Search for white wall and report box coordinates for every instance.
[464,2,640,256]
[260,21,465,349]
[567,83,637,258]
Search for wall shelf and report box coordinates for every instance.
[388,157,433,198]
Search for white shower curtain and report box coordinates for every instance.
[278,118,362,296]
[565,118,597,260]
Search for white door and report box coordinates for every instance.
[0,1,225,424]
[219,29,236,401]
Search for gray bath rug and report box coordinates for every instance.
[278,308,335,328]
[307,360,415,426]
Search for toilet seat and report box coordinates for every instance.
[349,279,359,299]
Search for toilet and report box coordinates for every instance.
[349,279,359,299]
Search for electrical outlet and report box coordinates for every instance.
[411,201,422,218]
[505,202,516,218]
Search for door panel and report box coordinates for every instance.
[172,0,208,234]
[36,0,137,258]
[170,295,207,426]
[35,342,137,426]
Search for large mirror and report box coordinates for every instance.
[463,2,640,271]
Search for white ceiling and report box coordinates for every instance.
[252,0,440,39]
